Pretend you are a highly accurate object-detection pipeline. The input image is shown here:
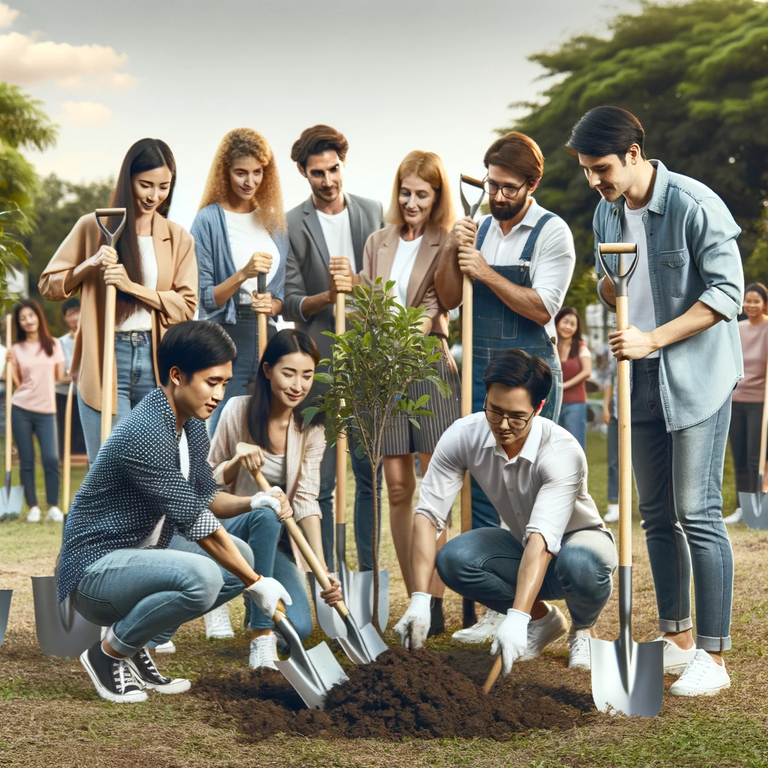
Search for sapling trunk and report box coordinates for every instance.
[371,455,381,633]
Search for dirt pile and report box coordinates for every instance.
[195,646,593,741]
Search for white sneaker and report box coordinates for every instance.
[723,508,742,525]
[204,603,234,639]
[669,649,731,697]
[45,506,64,522]
[656,636,699,675]
[603,503,619,523]
[153,640,176,654]
[26,506,41,522]
[568,628,591,670]
[249,633,278,670]
[451,609,504,643]
[519,602,569,661]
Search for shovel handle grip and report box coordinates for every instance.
[597,243,639,299]
[483,655,503,694]
[94,208,127,248]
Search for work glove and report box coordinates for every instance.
[393,591,431,650]
[245,576,292,619]
[490,609,531,676]
[250,488,282,515]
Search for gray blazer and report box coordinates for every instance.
[283,193,383,362]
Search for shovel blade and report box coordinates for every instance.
[0,590,11,647]
[338,559,390,631]
[590,636,663,717]
[309,572,347,639]
[0,485,23,519]
[739,492,761,528]
[276,641,348,710]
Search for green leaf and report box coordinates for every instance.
[314,373,333,384]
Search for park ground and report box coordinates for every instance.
[0,430,767,768]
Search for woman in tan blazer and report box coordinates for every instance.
[39,139,197,463]
[332,150,461,634]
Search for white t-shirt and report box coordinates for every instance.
[479,199,576,341]
[622,202,659,359]
[223,210,280,304]
[389,236,422,307]
[118,236,158,332]
[317,207,356,274]
[55,333,75,396]
[261,451,287,488]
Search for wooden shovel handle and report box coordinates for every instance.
[258,312,268,362]
[335,292,347,525]
[483,655,503,694]
[461,275,473,535]
[100,285,117,445]
[5,314,12,476]
[616,294,632,568]
[63,382,73,512]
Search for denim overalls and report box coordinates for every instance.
[471,213,564,528]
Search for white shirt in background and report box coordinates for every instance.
[622,202,659,358]
[479,199,576,341]
[389,237,422,307]
[223,210,280,304]
[118,236,158,332]
[317,207,356,274]
[56,333,75,396]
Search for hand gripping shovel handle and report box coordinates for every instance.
[257,272,268,362]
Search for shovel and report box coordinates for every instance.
[257,272,268,362]
[62,381,74,513]
[459,174,486,627]
[738,357,768,529]
[590,243,663,718]
[238,452,387,665]
[94,208,127,445]
[0,589,11,647]
[1,314,22,518]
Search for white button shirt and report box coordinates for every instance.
[415,412,604,555]
[479,198,576,341]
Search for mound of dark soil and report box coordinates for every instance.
[195,646,594,741]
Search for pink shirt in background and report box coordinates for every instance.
[733,320,768,403]
[11,340,64,414]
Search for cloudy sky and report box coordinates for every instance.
[4,0,668,228]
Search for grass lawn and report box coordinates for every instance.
[0,430,766,767]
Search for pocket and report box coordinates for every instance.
[72,590,122,625]
[658,249,688,299]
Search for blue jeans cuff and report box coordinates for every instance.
[695,633,732,653]
[658,617,694,633]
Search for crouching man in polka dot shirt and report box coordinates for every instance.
[57,321,342,703]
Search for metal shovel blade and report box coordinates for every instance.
[740,491,768,530]
[0,482,23,519]
[0,590,11,647]
[31,576,101,659]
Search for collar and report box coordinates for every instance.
[479,412,543,464]
[490,197,542,238]
[611,159,669,218]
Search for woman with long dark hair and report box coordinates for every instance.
[204,329,335,666]
[39,138,198,462]
[8,300,66,521]
[192,128,289,436]
[555,307,592,451]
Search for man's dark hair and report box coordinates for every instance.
[290,125,348,168]
[157,321,236,385]
[62,298,80,315]
[565,106,645,163]
[482,349,552,406]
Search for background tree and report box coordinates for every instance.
[502,0,768,313]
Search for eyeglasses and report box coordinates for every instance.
[483,178,528,200]
[482,399,536,431]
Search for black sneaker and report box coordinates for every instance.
[80,641,147,703]
[427,597,446,638]
[127,647,190,694]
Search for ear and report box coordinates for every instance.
[627,144,642,165]
[528,177,540,193]
[169,365,184,387]
[262,361,273,380]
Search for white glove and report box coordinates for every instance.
[393,591,431,650]
[245,576,292,619]
[490,608,531,676]
[250,489,281,514]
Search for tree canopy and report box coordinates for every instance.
[506,0,768,310]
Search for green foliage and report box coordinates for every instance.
[504,0,768,314]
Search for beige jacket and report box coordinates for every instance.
[38,213,198,412]
[361,223,450,337]
[208,395,325,522]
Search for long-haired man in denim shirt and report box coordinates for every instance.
[567,106,744,697]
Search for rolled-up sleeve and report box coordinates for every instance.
[530,219,576,322]
[190,213,220,318]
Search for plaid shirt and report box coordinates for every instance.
[57,387,221,602]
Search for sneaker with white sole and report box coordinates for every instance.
[249,633,278,670]
[79,640,147,703]
[723,508,742,525]
[656,636,698,675]
[568,628,592,670]
[451,609,504,643]
[127,647,190,694]
[204,603,234,639]
[669,649,731,697]
[26,506,41,523]
[519,602,569,661]
[45,506,64,522]
[152,640,176,654]
[603,503,619,523]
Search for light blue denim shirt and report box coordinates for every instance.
[594,160,744,431]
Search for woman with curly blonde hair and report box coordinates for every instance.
[191,128,290,440]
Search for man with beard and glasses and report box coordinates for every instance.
[434,132,576,644]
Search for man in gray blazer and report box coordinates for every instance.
[283,124,384,572]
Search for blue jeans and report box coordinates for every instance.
[71,535,254,656]
[11,406,59,507]
[631,359,733,652]
[607,416,618,503]
[78,332,156,464]
[558,402,588,451]
[436,527,617,628]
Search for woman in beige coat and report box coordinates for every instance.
[39,139,197,463]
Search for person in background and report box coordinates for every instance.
[55,298,87,458]
[555,307,592,451]
[724,282,768,525]
[332,150,461,635]
[39,138,198,464]
[9,300,66,522]
[192,128,289,436]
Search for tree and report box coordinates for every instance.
[308,280,449,631]
[503,0,768,313]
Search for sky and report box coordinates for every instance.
[3,0,671,229]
